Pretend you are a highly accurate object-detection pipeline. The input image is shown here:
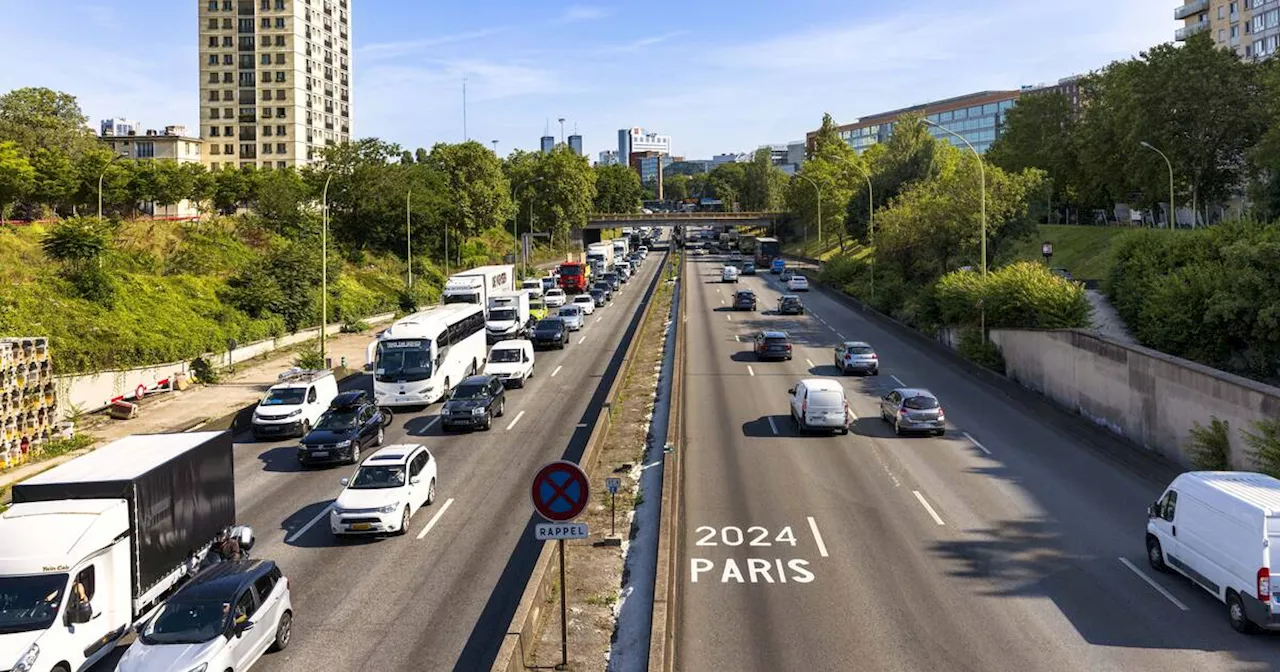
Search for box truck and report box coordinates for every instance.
[586,244,613,277]
[486,291,532,343]
[442,265,515,314]
[0,432,244,672]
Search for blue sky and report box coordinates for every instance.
[0,1,1175,160]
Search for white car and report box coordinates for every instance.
[722,266,740,283]
[557,305,586,331]
[571,294,596,315]
[638,246,649,258]
[788,275,810,292]
[545,288,567,308]
[788,379,851,435]
[330,445,438,537]
[484,340,535,387]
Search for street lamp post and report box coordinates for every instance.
[1140,141,1176,231]
[835,156,874,301]
[406,189,413,288]
[97,153,124,222]
[513,177,544,276]
[923,119,986,277]
[321,174,332,367]
[795,174,820,252]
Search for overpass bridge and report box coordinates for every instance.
[586,211,785,229]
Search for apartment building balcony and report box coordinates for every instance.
[1176,20,1210,41]
[1174,0,1209,20]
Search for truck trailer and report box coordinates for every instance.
[0,431,242,672]
[442,265,515,315]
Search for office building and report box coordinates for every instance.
[811,90,1019,156]
[1174,0,1279,58]
[568,134,583,156]
[100,118,140,137]
[1020,75,1084,115]
[540,135,555,154]
[198,0,352,171]
[101,126,204,217]
[666,159,712,175]
[786,141,806,168]
[597,149,619,166]
[631,151,675,186]
[617,127,671,167]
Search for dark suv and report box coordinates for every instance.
[778,295,805,315]
[602,273,621,291]
[733,289,757,311]
[593,281,614,302]
[298,391,389,467]
[441,375,507,431]
[531,317,570,350]
[753,331,793,361]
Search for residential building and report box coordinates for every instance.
[617,127,671,167]
[757,142,803,174]
[101,126,204,217]
[568,134,583,156]
[597,149,619,166]
[540,135,555,154]
[785,141,806,168]
[100,118,140,137]
[198,0,352,171]
[1020,75,1085,115]
[810,89,1020,156]
[1174,0,1278,59]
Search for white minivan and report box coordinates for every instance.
[252,369,338,440]
[1147,471,1280,632]
[786,379,850,435]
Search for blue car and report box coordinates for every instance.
[742,262,756,275]
[771,258,786,274]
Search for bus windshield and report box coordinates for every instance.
[375,339,433,383]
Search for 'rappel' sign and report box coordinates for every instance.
[531,460,590,522]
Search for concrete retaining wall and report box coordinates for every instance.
[56,312,395,419]
[989,329,1280,468]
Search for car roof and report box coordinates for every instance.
[179,559,275,601]
[361,443,425,466]
[761,330,788,338]
[892,388,937,399]
[330,390,369,408]
[780,294,801,300]
[573,294,593,300]
[843,341,872,348]
[799,378,844,391]
[461,374,499,385]
[735,289,754,294]
[491,339,531,350]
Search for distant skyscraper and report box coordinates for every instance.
[540,135,555,154]
[617,127,671,167]
[100,118,140,137]
[598,150,619,166]
[568,134,583,156]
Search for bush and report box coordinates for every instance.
[294,346,325,370]
[1246,418,1280,478]
[341,320,370,333]
[189,356,219,384]
[932,261,1091,330]
[1187,417,1232,471]
[957,328,1005,373]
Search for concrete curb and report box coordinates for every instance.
[491,250,673,672]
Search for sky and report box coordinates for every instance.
[0,0,1177,161]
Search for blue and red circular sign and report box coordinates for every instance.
[531,460,590,522]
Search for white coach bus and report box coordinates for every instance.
[366,303,487,407]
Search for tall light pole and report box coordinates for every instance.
[795,174,820,252]
[1140,141,1176,230]
[97,153,124,222]
[491,140,499,155]
[923,119,986,277]
[514,177,544,275]
[406,189,413,288]
[836,155,874,301]
[558,118,566,144]
[321,174,333,367]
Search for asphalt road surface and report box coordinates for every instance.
[674,253,1280,672]
[91,245,665,672]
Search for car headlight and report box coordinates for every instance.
[188,664,209,672]
[377,504,400,514]
[286,409,302,418]
[12,643,38,672]
[335,440,352,448]
[472,407,487,415]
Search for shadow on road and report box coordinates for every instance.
[257,445,309,473]
[403,414,444,437]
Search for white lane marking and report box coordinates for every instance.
[815,316,827,325]
[286,503,333,543]
[1119,557,1190,611]
[767,416,779,435]
[805,358,815,368]
[835,332,846,340]
[807,517,830,558]
[912,490,946,526]
[506,410,527,431]
[727,315,733,321]
[962,431,991,455]
[578,336,586,344]
[734,334,740,342]
[596,316,603,323]
[747,366,755,377]
[420,416,441,433]
[890,375,905,387]
[416,498,455,540]
[576,422,588,428]
[551,365,563,377]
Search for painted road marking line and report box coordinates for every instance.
[420,416,441,433]
[836,332,846,340]
[551,365,563,377]
[747,365,756,377]
[506,410,527,431]
[1119,557,1190,611]
[963,432,991,455]
[727,315,733,321]
[734,334,740,342]
[286,503,333,543]
[596,316,603,323]
[805,358,815,368]
[891,375,905,387]
[578,336,586,344]
[912,491,946,526]
[417,498,455,540]
[807,517,830,557]
[576,422,588,428]
[767,416,779,435]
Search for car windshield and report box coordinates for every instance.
[0,574,68,634]
[904,395,940,410]
[605,274,618,281]
[792,276,807,282]
[349,465,407,489]
[490,308,518,322]
[574,296,592,304]
[315,408,360,431]
[559,307,580,317]
[139,599,229,645]
[781,297,801,305]
[451,384,491,400]
[537,319,564,330]
[261,388,305,406]
[736,292,753,299]
[848,346,875,355]
[490,349,522,363]
[548,290,564,297]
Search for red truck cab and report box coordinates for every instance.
[557,262,589,293]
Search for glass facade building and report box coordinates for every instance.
[817,91,1019,157]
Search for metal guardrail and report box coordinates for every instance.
[588,212,785,227]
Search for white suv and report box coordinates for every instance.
[331,444,438,537]
[545,288,567,307]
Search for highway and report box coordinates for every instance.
[673,253,1280,671]
[91,245,666,672]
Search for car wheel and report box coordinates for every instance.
[496,398,506,418]
[375,426,385,446]
[269,610,293,652]
[1229,592,1257,634]
[395,506,410,536]
[840,427,850,436]
[482,412,493,431]
[872,369,880,376]
[894,418,903,436]
[1146,536,1168,572]
[348,442,361,465]
[300,420,312,436]
[426,478,437,505]
[934,429,945,437]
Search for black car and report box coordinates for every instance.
[441,374,507,431]
[531,317,570,350]
[754,331,793,361]
[298,391,389,466]
[593,281,614,302]
[733,289,757,311]
[602,273,621,291]
[589,288,607,307]
[778,295,805,315]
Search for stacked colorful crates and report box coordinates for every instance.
[0,337,56,468]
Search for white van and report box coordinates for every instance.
[1147,471,1280,632]
[252,368,338,439]
[786,378,850,435]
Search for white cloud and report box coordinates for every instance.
[358,27,509,62]
[557,5,611,23]
[604,31,687,54]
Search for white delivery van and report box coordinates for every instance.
[486,291,531,343]
[484,340,535,388]
[520,278,544,300]
[1147,471,1280,632]
[443,265,515,314]
[787,379,851,435]
[251,368,338,439]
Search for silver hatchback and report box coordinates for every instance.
[879,388,946,436]
[834,341,879,375]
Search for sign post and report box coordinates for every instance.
[531,460,590,671]
[606,477,620,536]
[1041,241,1054,263]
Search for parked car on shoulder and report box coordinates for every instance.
[484,340,535,388]
[753,331,793,361]
[441,375,507,431]
[329,444,438,536]
[733,289,757,311]
[777,295,805,315]
[788,379,851,435]
[297,390,389,467]
[834,341,879,375]
[879,388,946,436]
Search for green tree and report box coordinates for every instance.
[0,141,35,221]
[183,162,214,213]
[253,167,310,234]
[28,147,78,214]
[664,173,691,202]
[74,148,132,216]
[808,113,847,161]
[211,166,255,214]
[593,163,643,213]
[40,216,110,265]
[426,141,514,258]
[0,87,97,157]
[530,145,597,241]
[741,148,786,211]
[706,162,746,207]
[987,92,1080,220]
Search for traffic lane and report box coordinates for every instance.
[678,263,1066,672]
[753,271,1280,666]
[254,255,666,671]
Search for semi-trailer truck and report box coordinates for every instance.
[442,265,515,315]
[0,432,245,672]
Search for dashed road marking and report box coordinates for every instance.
[912,490,946,526]
[835,332,846,340]
[506,410,527,431]
[747,366,756,377]
[891,375,905,387]
[578,336,586,344]
[551,365,563,377]
[727,315,733,321]
[807,517,830,557]
[286,503,333,544]
[416,498,455,540]
[1119,557,1190,611]
[767,416,779,435]
[805,358,815,368]
[962,432,991,455]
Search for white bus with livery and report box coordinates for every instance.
[367,304,487,407]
